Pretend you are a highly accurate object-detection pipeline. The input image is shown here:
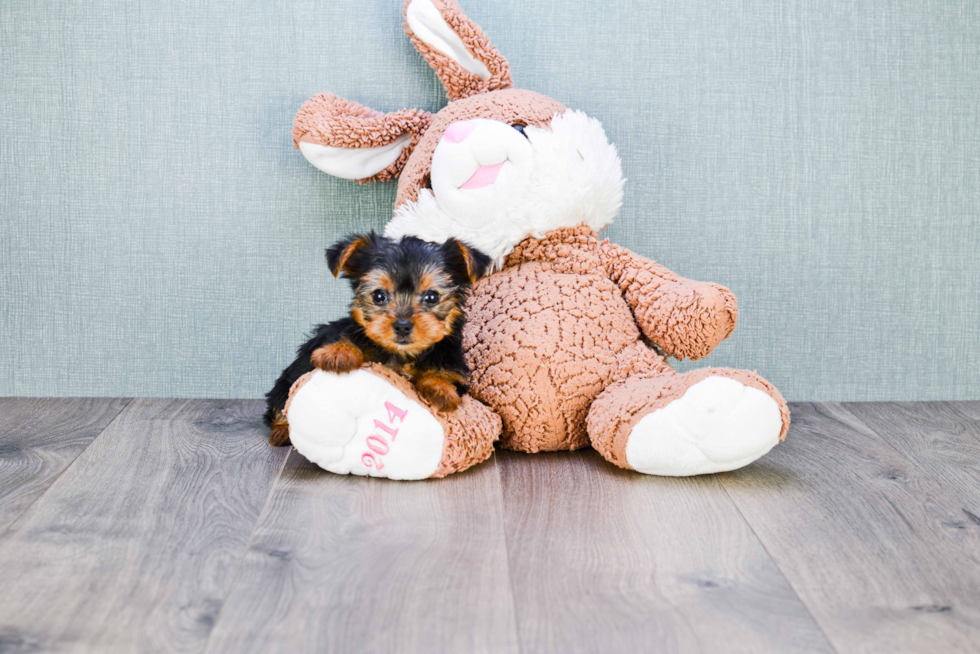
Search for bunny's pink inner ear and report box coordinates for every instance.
[292,93,433,183]
[403,0,513,101]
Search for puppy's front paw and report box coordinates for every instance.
[414,371,464,413]
[310,340,364,374]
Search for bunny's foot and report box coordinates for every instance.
[587,369,789,476]
[284,365,500,479]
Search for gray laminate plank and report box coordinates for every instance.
[0,399,287,654]
[205,451,519,654]
[948,401,980,426]
[0,397,131,534]
[844,402,980,516]
[720,402,980,653]
[498,449,835,654]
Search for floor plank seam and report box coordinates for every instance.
[200,443,291,654]
[492,450,526,654]
[718,459,843,654]
[0,397,134,541]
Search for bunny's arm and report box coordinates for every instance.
[599,241,738,360]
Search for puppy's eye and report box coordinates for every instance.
[371,289,389,305]
[421,290,440,306]
[511,124,527,138]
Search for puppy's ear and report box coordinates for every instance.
[326,233,376,278]
[443,238,492,285]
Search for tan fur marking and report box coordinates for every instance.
[419,270,437,294]
[443,305,462,332]
[414,368,466,412]
[310,339,365,373]
[419,265,455,296]
[457,241,482,283]
[331,236,371,277]
[363,269,394,292]
[269,411,291,447]
[412,312,452,349]
[364,305,456,355]
[350,306,368,329]
[363,313,401,351]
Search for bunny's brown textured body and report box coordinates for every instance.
[462,226,786,458]
[464,227,651,451]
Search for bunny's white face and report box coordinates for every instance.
[428,118,535,227]
[386,110,625,267]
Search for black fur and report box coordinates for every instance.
[263,233,491,432]
[325,231,490,295]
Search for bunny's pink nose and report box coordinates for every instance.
[443,120,475,144]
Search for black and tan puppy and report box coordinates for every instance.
[264,232,491,447]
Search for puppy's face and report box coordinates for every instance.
[326,233,491,355]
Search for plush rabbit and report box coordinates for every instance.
[282,0,790,479]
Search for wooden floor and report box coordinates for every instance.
[1,400,979,653]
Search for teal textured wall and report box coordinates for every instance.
[2,0,978,400]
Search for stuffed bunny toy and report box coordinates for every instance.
[282,0,790,479]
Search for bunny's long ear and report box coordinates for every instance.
[293,93,433,183]
[403,0,513,101]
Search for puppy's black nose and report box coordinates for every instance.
[393,319,413,338]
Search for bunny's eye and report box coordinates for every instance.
[511,124,527,138]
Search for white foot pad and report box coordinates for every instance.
[286,370,445,480]
[625,376,782,476]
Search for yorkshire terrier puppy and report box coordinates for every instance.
[264,232,491,447]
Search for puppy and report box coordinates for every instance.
[264,232,491,447]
